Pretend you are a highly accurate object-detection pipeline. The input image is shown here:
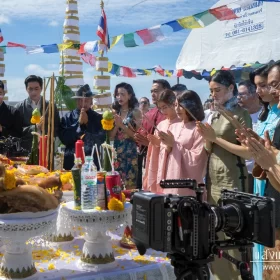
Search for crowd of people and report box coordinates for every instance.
[1,61,280,279]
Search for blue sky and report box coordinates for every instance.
[0,0,219,103]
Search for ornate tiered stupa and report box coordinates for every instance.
[60,0,84,91]
[0,47,7,101]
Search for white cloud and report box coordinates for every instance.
[24,64,59,77]
[0,14,10,24]
[0,0,217,27]
[46,64,59,69]
[48,20,59,27]
[4,77,27,102]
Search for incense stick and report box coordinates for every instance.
[46,77,52,169]
[104,144,114,172]
[91,145,95,159]
[95,144,103,171]
[179,103,198,121]
[82,146,86,162]
[50,74,55,171]
[42,78,46,167]
[143,114,159,132]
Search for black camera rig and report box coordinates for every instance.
[131,179,275,280]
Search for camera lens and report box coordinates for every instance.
[212,203,243,234]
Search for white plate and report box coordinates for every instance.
[0,207,59,220]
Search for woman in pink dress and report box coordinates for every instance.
[143,89,180,193]
[157,90,208,196]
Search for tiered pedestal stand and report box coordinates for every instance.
[60,201,132,272]
[0,209,59,279]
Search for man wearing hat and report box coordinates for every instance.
[59,84,105,170]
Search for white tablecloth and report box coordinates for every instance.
[1,235,177,280]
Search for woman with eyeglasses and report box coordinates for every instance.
[156,90,208,196]
[139,97,150,115]
[142,89,180,193]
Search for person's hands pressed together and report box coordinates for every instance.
[79,108,88,125]
[158,130,175,148]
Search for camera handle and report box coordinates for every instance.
[212,244,254,280]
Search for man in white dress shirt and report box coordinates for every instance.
[237,79,263,194]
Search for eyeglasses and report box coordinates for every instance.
[268,81,280,93]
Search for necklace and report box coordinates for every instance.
[120,108,129,112]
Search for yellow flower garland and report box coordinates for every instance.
[108,197,124,211]
[3,169,17,190]
[101,119,114,131]
[31,115,41,124]
[60,172,73,185]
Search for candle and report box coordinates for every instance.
[75,140,84,164]
[39,136,48,167]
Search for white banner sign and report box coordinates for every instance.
[224,1,265,39]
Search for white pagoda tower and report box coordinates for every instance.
[60,0,84,91]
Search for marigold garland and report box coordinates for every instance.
[31,115,41,124]
[108,197,124,211]
[3,168,17,190]
[60,172,73,185]
[101,119,114,131]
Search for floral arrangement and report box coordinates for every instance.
[30,108,41,125]
[108,197,124,211]
[27,108,41,165]
[101,110,114,130]
[107,192,126,212]
[101,110,114,172]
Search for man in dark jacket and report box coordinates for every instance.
[15,75,60,152]
[59,84,105,170]
[0,80,22,138]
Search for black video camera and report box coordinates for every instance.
[0,136,29,158]
[131,179,275,280]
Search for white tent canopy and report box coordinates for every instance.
[176,0,280,71]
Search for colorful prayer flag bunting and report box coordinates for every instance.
[0,2,259,53]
